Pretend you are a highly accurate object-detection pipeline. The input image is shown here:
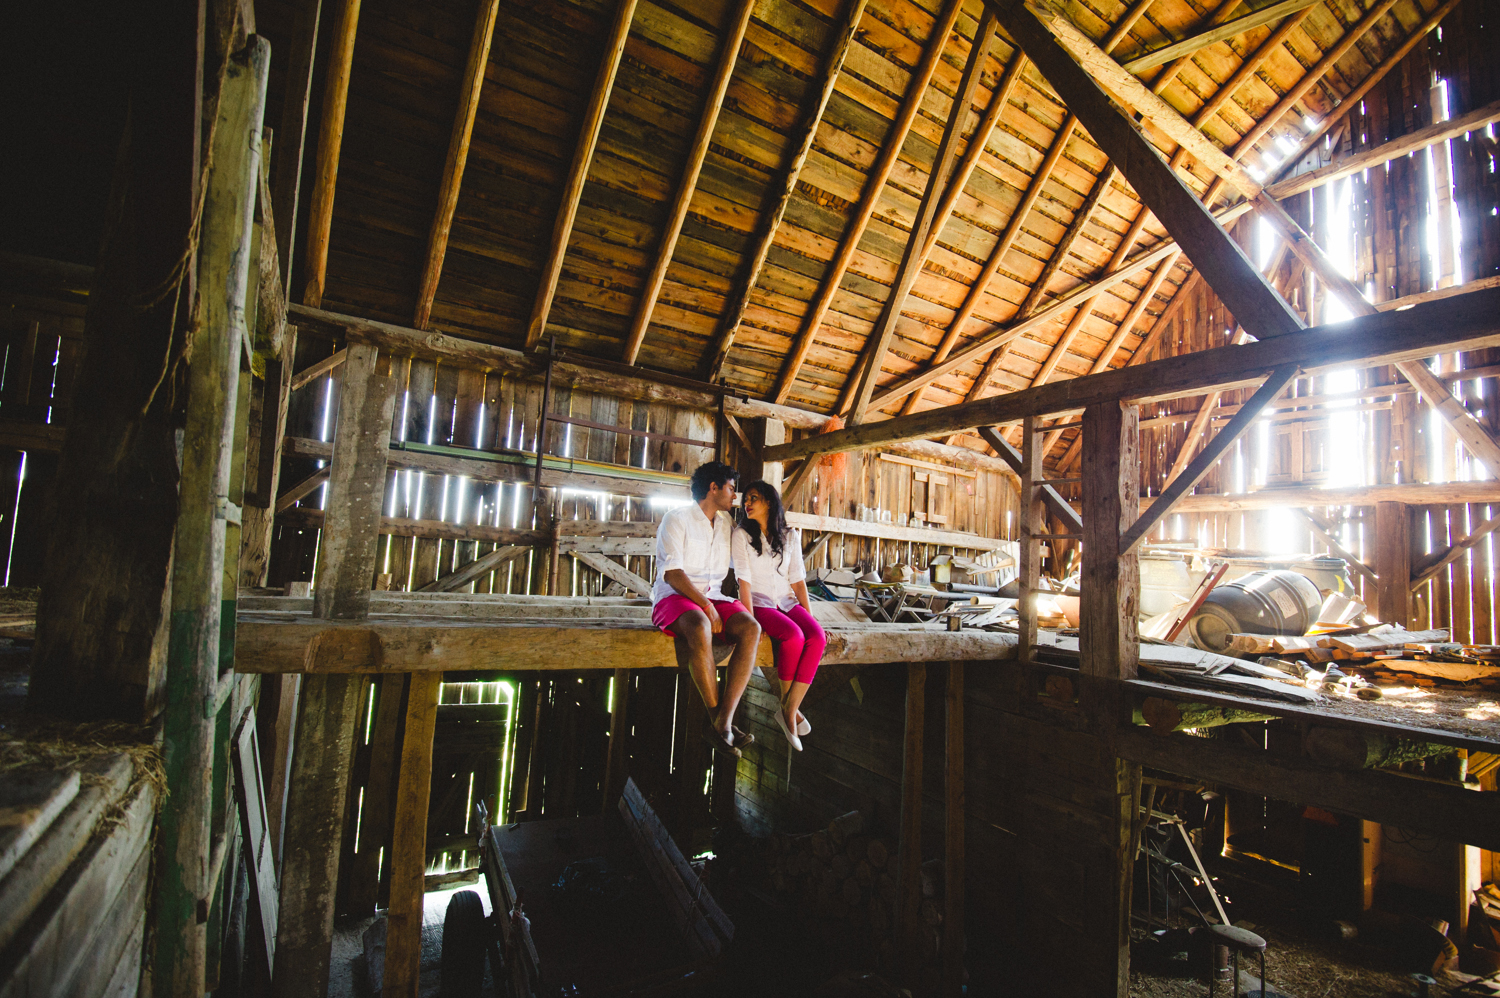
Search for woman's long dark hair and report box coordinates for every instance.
[741,480,789,561]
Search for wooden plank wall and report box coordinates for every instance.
[733,659,1129,995]
[1094,7,1500,644]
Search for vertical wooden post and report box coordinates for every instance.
[943,661,964,998]
[383,672,442,998]
[274,343,395,998]
[602,668,631,811]
[301,0,362,307]
[154,38,270,997]
[1080,400,1141,998]
[1375,501,1411,627]
[897,662,926,979]
[1017,417,1043,667]
[312,343,395,618]
[1080,402,1140,710]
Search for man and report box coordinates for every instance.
[651,461,761,758]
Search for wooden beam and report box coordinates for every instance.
[1412,507,1500,590]
[922,108,1074,401]
[1122,366,1297,552]
[1267,98,1500,203]
[1255,194,1500,481]
[1373,501,1412,627]
[275,467,330,513]
[771,0,964,403]
[1017,418,1043,666]
[896,662,925,977]
[1157,481,1500,513]
[870,239,1188,410]
[978,425,1081,533]
[291,304,829,426]
[1267,0,1462,193]
[157,40,271,995]
[1012,0,1262,197]
[290,346,346,392]
[1122,0,1321,73]
[925,0,1163,409]
[301,0,362,307]
[1088,251,1180,375]
[779,456,819,509]
[311,345,397,619]
[761,285,1500,461]
[526,0,637,349]
[1080,401,1139,698]
[417,544,528,593]
[271,0,324,290]
[412,0,500,330]
[620,0,756,365]
[997,0,1305,350]
[275,342,394,998]
[1115,727,1500,852]
[1296,509,1378,586]
[849,12,998,422]
[942,661,964,998]
[234,615,1022,674]
[901,51,1029,415]
[704,0,869,380]
[382,672,441,998]
[571,550,653,598]
[1200,0,1403,207]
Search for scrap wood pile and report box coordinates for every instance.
[1224,623,1500,697]
[760,810,960,989]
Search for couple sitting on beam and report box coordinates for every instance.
[651,461,825,757]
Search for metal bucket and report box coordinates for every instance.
[1187,569,1323,652]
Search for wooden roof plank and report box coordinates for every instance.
[848,10,1001,421]
[525,0,638,350]
[771,0,965,404]
[705,0,871,381]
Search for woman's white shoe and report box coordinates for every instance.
[775,709,803,751]
[796,713,810,737]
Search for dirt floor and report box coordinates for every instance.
[1129,855,1500,998]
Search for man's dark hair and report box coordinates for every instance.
[690,461,738,501]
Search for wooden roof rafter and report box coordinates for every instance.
[525,0,639,352]
[620,0,758,366]
[770,0,966,405]
[846,9,1003,423]
[412,0,502,330]
[701,0,872,383]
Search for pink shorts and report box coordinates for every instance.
[651,594,750,634]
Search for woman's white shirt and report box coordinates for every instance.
[731,524,805,611]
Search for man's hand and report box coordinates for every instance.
[704,601,723,634]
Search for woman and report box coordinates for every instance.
[732,480,825,751]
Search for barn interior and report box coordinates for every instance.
[3,0,1500,995]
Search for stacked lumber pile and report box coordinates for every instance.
[764,812,899,970]
[762,811,962,987]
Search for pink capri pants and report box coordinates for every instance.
[753,604,825,685]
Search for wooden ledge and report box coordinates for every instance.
[233,607,1019,675]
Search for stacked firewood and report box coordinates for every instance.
[765,811,898,968]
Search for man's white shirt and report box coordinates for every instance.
[652,502,737,604]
